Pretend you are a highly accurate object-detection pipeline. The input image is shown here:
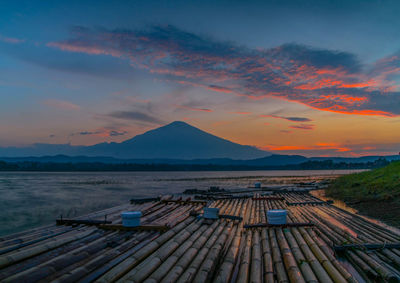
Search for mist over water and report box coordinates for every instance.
[0,170,360,236]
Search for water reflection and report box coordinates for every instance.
[311,189,400,236]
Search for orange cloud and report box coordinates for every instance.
[262,143,350,152]
[47,42,122,57]
[48,26,400,117]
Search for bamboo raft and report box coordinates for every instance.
[1,188,400,282]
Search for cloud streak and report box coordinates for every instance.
[289,124,315,130]
[176,105,213,112]
[262,143,350,153]
[260,114,312,122]
[48,25,400,116]
[43,99,80,111]
[72,129,128,138]
[107,110,163,124]
[0,34,25,44]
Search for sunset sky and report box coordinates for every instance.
[1,0,400,157]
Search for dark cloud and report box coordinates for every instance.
[261,115,312,122]
[273,44,361,73]
[2,40,140,80]
[79,131,97,135]
[176,105,212,112]
[286,117,312,122]
[74,129,128,137]
[108,111,163,124]
[48,25,400,116]
[109,130,127,136]
[175,100,213,112]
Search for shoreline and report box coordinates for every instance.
[312,189,400,233]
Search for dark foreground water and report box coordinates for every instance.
[0,170,360,236]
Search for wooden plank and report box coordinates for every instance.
[219,214,243,221]
[98,224,169,232]
[130,197,160,204]
[334,243,400,252]
[161,199,207,205]
[56,219,112,226]
[286,201,327,206]
[244,223,315,228]
[188,211,242,221]
[252,197,285,201]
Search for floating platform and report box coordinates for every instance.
[1,189,400,282]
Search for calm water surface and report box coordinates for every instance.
[0,170,359,236]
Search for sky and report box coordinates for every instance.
[0,0,400,157]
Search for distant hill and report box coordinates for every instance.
[1,121,399,163]
[1,153,399,167]
[0,121,270,160]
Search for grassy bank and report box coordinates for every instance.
[326,161,400,227]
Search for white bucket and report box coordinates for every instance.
[121,211,142,227]
[267,209,287,225]
[203,207,219,219]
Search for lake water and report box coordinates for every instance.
[0,170,360,236]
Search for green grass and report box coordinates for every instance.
[327,161,400,201]
[326,161,400,227]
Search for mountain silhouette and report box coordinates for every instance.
[0,121,270,159]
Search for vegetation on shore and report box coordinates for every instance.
[326,161,400,227]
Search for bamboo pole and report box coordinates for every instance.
[95,217,196,282]
[175,222,227,283]
[307,229,355,283]
[298,227,347,283]
[236,230,252,282]
[118,219,203,282]
[191,223,233,283]
[291,228,333,283]
[353,249,399,282]
[261,228,274,283]
[214,224,241,282]
[345,250,379,280]
[269,228,289,283]
[250,230,263,283]
[282,228,318,283]
[276,228,306,283]
[161,221,221,283]
[57,232,157,283]
[0,229,94,269]
[144,224,209,283]
[3,230,123,282]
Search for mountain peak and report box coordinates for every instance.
[138,120,207,137]
[166,121,190,126]
[162,121,193,129]
[116,121,269,159]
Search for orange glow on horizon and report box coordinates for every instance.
[261,143,351,153]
